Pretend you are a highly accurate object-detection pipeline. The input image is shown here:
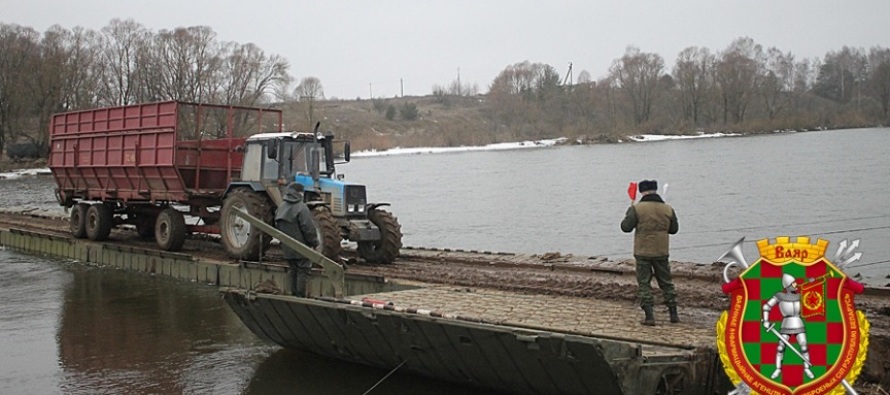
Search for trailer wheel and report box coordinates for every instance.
[220,188,273,260]
[85,204,113,241]
[155,209,186,251]
[311,207,341,261]
[69,203,89,239]
[358,209,402,264]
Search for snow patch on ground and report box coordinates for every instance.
[352,137,567,157]
[627,132,741,142]
[0,168,52,180]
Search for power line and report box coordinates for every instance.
[846,259,890,269]
[681,214,890,235]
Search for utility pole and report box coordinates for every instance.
[369,83,373,99]
[400,78,404,97]
[563,62,573,86]
[457,67,461,96]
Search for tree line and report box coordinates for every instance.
[0,19,292,156]
[485,38,890,141]
[2,18,889,157]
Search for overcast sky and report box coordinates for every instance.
[2,0,887,99]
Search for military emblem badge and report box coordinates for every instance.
[716,237,869,395]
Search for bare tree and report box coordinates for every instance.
[0,24,40,154]
[868,47,890,120]
[759,47,795,119]
[26,25,72,151]
[610,46,665,125]
[814,46,867,105]
[487,61,564,135]
[294,76,324,100]
[61,27,101,110]
[294,76,324,128]
[673,46,714,124]
[96,19,149,105]
[714,37,763,123]
[218,42,290,107]
[142,26,222,102]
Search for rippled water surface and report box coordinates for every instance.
[344,128,890,284]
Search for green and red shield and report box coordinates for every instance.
[719,255,866,394]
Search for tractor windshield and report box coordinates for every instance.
[284,141,308,176]
[282,141,328,179]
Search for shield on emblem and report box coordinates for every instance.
[721,256,862,394]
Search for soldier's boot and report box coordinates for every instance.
[669,306,680,323]
[641,306,656,326]
[288,268,299,296]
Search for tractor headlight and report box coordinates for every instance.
[347,204,365,213]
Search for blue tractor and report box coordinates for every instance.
[219,128,402,263]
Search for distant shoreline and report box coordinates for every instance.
[0,126,876,172]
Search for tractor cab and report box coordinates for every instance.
[241,131,348,184]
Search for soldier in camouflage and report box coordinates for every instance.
[621,180,680,326]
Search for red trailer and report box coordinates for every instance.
[49,101,283,250]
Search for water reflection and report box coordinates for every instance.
[56,266,264,394]
[0,251,496,394]
[245,348,497,395]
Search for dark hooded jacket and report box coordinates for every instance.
[620,193,679,257]
[275,186,319,260]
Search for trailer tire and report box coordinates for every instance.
[358,209,402,264]
[311,207,341,261]
[221,188,273,260]
[70,203,89,239]
[85,204,113,241]
[155,208,186,251]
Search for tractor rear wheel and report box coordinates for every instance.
[155,208,186,251]
[358,209,402,264]
[85,203,113,241]
[69,202,89,239]
[220,188,273,261]
[311,207,341,261]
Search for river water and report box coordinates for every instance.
[345,127,890,284]
[1,127,888,393]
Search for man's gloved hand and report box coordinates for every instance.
[762,320,770,329]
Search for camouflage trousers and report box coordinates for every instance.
[635,255,677,308]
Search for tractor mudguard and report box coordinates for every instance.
[224,181,265,196]
[366,203,391,211]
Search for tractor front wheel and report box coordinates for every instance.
[220,188,273,261]
[358,209,402,264]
